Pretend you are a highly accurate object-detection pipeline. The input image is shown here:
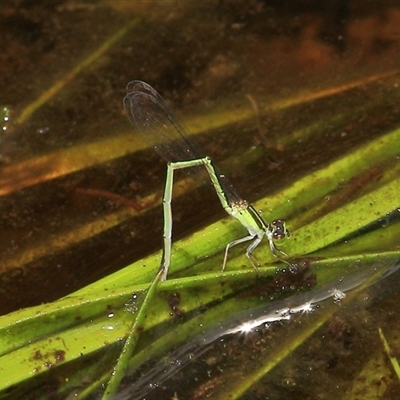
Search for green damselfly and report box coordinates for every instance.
[123,81,290,280]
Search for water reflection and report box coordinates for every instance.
[115,260,399,400]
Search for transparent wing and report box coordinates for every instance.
[123,80,243,203]
[124,80,202,163]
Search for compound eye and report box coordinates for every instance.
[271,219,289,240]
